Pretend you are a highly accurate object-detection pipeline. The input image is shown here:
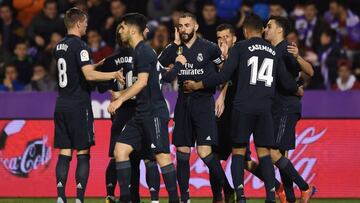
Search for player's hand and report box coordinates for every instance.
[215,95,225,118]
[174,27,181,45]
[287,42,299,59]
[176,55,187,65]
[114,68,125,85]
[218,39,229,60]
[296,85,304,97]
[107,99,123,115]
[183,80,199,93]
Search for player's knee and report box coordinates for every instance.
[176,146,191,153]
[155,153,172,167]
[114,143,132,161]
[196,145,212,158]
[256,147,270,157]
[60,149,72,156]
[232,147,246,155]
[270,148,282,163]
[77,149,89,155]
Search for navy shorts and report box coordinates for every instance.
[54,108,94,150]
[273,112,300,151]
[109,106,136,157]
[231,109,274,148]
[215,106,252,161]
[172,94,218,147]
[117,114,171,159]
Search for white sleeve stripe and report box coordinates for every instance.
[156,61,169,71]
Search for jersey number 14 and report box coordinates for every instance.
[247,56,274,87]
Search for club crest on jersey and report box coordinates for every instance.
[80,50,90,62]
[197,53,203,62]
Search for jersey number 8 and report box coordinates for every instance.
[57,58,67,88]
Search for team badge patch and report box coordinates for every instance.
[197,53,203,62]
[80,50,90,62]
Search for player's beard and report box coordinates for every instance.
[180,30,195,43]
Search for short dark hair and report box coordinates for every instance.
[216,24,235,35]
[179,12,197,23]
[119,13,147,33]
[44,0,57,7]
[243,13,263,33]
[64,7,87,29]
[321,27,337,41]
[268,15,292,37]
[203,1,216,9]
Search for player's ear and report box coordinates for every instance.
[233,36,237,44]
[195,23,199,31]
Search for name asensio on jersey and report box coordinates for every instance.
[248,44,276,56]
[178,63,204,76]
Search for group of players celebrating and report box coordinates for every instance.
[53,6,316,203]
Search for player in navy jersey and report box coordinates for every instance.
[264,16,316,203]
[107,13,179,203]
[99,25,161,203]
[158,13,232,203]
[183,14,301,203]
[53,8,123,203]
[212,23,287,202]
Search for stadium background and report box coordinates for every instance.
[1,0,360,201]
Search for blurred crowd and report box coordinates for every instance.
[1,0,360,92]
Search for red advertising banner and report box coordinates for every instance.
[0,119,359,198]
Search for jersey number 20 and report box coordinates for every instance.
[57,58,67,88]
[247,56,274,87]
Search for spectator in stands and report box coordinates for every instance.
[149,23,170,54]
[147,0,179,20]
[36,32,62,78]
[27,0,65,49]
[317,28,347,88]
[74,0,88,13]
[0,33,11,74]
[234,1,253,41]
[87,29,113,63]
[57,0,76,15]
[0,64,24,91]
[333,59,360,91]
[269,0,287,17]
[294,1,329,50]
[25,64,56,92]
[13,0,45,27]
[198,1,223,43]
[0,3,25,52]
[87,0,110,31]
[352,52,360,81]
[11,41,33,84]
[102,0,127,47]
[213,0,241,22]
[162,7,184,41]
[324,0,360,52]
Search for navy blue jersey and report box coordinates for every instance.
[158,37,223,96]
[203,37,298,114]
[54,34,92,111]
[133,41,167,116]
[97,47,136,108]
[274,40,302,114]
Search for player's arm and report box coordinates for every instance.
[160,55,186,82]
[287,42,314,77]
[276,56,299,93]
[82,65,124,82]
[215,82,228,117]
[184,44,240,92]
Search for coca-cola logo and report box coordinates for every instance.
[138,126,326,190]
[0,120,52,177]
